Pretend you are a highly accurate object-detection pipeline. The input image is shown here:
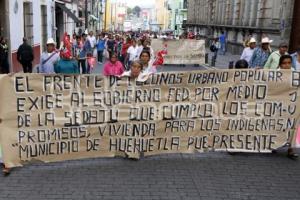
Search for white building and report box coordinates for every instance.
[0,0,82,72]
[55,0,82,41]
[0,0,54,72]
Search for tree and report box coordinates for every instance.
[127,7,132,15]
[132,6,141,18]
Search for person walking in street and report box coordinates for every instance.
[75,34,91,74]
[0,37,9,73]
[103,53,124,77]
[210,38,221,67]
[96,34,106,64]
[0,145,10,176]
[137,39,154,59]
[87,31,97,59]
[219,31,226,55]
[72,33,77,57]
[54,49,79,74]
[235,59,249,69]
[87,31,97,49]
[140,50,156,74]
[276,55,298,159]
[264,42,288,69]
[121,61,144,80]
[125,39,139,70]
[106,34,116,57]
[120,37,132,66]
[17,38,34,73]
[39,38,60,73]
[116,35,123,61]
[278,55,293,70]
[249,37,273,69]
[291,48,300,70]
[240,38,257,64]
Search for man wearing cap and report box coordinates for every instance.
[264,42,288,69]
[240,37,257,63]
[249,37,273,69]
[39,38,60,73]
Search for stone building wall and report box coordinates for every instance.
[187,0,295,54]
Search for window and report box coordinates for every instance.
[41,5,48,51]
[23,2,33,46]
[183,0,188,9]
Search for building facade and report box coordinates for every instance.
[1,0,54,72]
[187,0,295,54]
[79,0,105,32]
[168,0,188,35]
[55,0,82,42]
[154,0,170,31]
[104,0,127,31]
[0,0,86,72]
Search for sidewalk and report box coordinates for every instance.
[206,48,241,69]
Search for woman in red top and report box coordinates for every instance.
[121,37,132,66]
[103,53,124,76]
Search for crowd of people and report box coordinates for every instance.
[0,30,299,176]
[12,31,163,80]
[208,32,298,160]
[209,32,297,71]
[0,31,167,76]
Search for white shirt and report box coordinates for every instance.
[87,35,97,48]
[127,45,139,61]
[137,46,155,59]
[241,47,255,63]
[296,60,300,71]
[121,69,152,82]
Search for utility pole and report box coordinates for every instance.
[85,0,88,30]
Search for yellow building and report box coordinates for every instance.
[104,0,127,31]
[155,0,170,31]
[104,0,111,31]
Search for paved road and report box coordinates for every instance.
[1,151,299,200]
[2,52,300,200]
[92,48,240,74]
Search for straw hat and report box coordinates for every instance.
[249,38,256,43]
[261,37,273,44]
[46,38,56,45]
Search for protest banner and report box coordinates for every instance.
[151,39,205,65]
[0,70,299,168]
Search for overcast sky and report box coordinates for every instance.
[124,0,155,8]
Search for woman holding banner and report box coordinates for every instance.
[140,51,156,74]
[277,55,298,159]
[121,61,144,80]
[0,146,10,176]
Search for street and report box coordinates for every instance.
[0,0,299,199]
[1,152,299,200]
[1,52,299,200]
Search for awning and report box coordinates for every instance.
[90,15,99,21]
[56,3,81,23]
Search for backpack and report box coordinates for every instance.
[210,44,217,52]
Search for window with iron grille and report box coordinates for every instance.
[23,2,33,46]
[41,5,48,52]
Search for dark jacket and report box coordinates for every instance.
[17,42,34,64]
[0,44,4,66]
